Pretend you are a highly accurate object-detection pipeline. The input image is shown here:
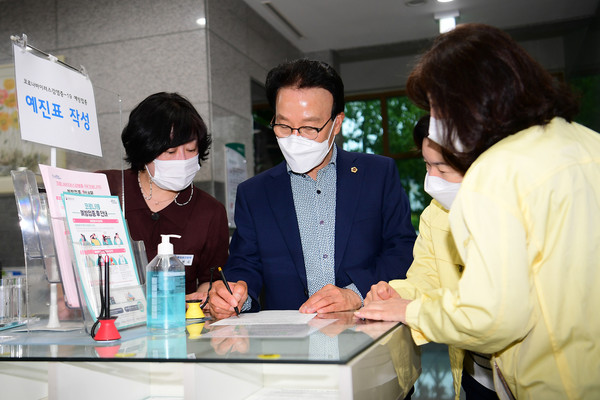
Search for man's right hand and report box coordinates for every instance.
[208,280,248,320]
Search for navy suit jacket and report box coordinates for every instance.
[225,146,416,311]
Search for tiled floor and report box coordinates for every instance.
[412,342,464,400]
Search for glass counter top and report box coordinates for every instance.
[0,311,406,364]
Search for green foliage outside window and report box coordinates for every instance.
[387,97,424,154]
[342,95,428,231]
[342,99,382,154]
[386,97,429,221]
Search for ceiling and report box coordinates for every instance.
[243,0,600,58]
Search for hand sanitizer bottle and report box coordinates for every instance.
[146,234,186,332]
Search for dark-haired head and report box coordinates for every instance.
[406,23,579,171]
[121,92,211,171]
[265,59,345,118]
[412,114,430,151]
[413,114,465,175]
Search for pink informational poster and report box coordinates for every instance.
[39,164,111,308]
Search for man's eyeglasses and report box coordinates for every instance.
[270,116,333,141]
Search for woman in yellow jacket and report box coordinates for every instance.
[389,115,497,400]
[357,24,600,399]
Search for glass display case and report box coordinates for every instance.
[0,311,420,400]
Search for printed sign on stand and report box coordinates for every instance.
[12,43,102,156]
[39,165,112,308]
[62,193,146,329]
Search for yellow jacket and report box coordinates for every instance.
[405,118,600,399]
[389,199,465,400]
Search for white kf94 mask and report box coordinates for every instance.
[424,172,461,210]
[276,121,335,173]
[147,155,200,191]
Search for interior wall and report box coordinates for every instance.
[340,36,568,95]
[0,0,211,179]
[0,0,300,195]
[204,0,301,201]
[340,15,600,95]
[0,0,301,268]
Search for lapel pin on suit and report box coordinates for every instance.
[351,167,358,173]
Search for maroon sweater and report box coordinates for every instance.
[100,169,229,294]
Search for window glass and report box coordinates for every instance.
[342,95,427,230]
[342,99,382,154]
[387,96,426,154]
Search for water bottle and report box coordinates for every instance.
[146,234,186,332]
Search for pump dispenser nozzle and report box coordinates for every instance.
[157,234,181,255]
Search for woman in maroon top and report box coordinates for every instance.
[100,92,229,305]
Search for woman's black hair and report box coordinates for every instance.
[121,92,211,171]
[412,114,430,150]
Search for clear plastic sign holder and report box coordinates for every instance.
[67,225,147,334]
[10,169,83,331]
[67,242,147,334]
[11,169,148,334]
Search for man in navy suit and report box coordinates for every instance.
[209,59,416,319]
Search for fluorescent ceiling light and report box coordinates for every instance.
[434,10,459,33]
[438,16,456,33]
[196,17,206,27]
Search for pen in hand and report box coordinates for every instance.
[217,267,240,316]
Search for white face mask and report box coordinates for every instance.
[428,116,465,152]
[276,120,336,174]
[147,155,200,191]
[424,172,461,210]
